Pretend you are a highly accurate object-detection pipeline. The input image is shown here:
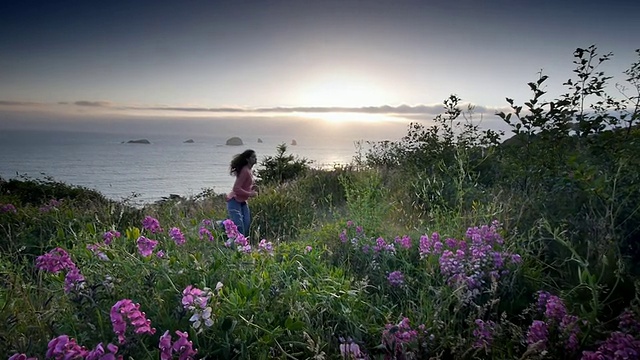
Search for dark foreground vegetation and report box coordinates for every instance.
[1,45,639,359]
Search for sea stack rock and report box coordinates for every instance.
[127,139,151,144]
[291,139,297,146]
[226,136,243,146]
[257,138,263,143]
[184,139,195,143]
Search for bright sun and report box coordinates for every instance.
[296,74,391,108]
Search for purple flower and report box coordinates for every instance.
[86,342,119,360]
[581,331,640,360]
[258,239,274,254]
[8,354,37,360]
[536,291,567,323]
[526,320,549,350]
[87,243,109,261]
[199,227,214,241]
[169,227,186,246]
[172,330,198,359]
[618,308,640,334]
[136,236,158,257]
[159,330,173,360]
[142,216,162,233]
[36,247,76,274]
[304,245,313,254]
[473,319,496,350]
[64,267,85,293]
[394,235,412,249]
[387,271,405,286]
[223,219,239,239]
[0,203,17,214]
[46,334,88,359]
[339,337,365,359]
[110,299,156,344]
[102,230,121,245]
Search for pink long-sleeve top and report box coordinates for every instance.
[226,166,255,203]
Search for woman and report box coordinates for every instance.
[226,149,258,236]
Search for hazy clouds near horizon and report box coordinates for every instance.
[0,112,422,142]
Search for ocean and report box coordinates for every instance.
[0,129,369,205]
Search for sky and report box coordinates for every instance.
[1,0,639,141]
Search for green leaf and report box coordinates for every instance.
[284,317,305,331]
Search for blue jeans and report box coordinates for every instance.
[227,198,251,236]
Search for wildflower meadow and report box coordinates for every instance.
[1,45,640,359]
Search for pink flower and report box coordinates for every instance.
[159,330,173,360]
[258,239,274,255]
[46,335,88,359]
[103,230,121,245]
[172,331,198,359]
[0,203,17,214]
[8,354,37,360]
[64,267,85,293]
[142,216,163,233]
[35,248,76,274]
[110,299,156,344]
[169,227,186,246]
[136,236,158,257]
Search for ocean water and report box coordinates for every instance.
[0,129,367,205]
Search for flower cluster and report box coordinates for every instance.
[10,336,122,360]
[418,232,443,258]
[198,226,214,241]
[169,227,186,246]
[36,247,85,292]
[258,239,274,255]
[136,236,158,257]
[372,237,396,254]
[473,319,497,351]
[394,235,412,249]
[421,223,521,293]
[222,219,251,253]
[387,271,405,287]
[159,330,198,360]
[46,335,88,359]
[339,337,367,359]
[110,299,156,344]
[0,203,17,214]
[618,308,640,335]
[223,218,240,239]
[85,342,121,360]
[526,291,581,353]
[87,243,109,261]
[382,317,419,355]
[581,331,640,360]
[102,230,121,245]
[39,198,62,213]
[36,247,76,274]
[8,355,37,360]
[142,215,163,234]
[182,283,222,330]
[526,320,549,349]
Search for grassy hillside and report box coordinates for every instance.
[1,45,639,359]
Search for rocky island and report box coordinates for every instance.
[226,137,243,146]
[127,139,151,144]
